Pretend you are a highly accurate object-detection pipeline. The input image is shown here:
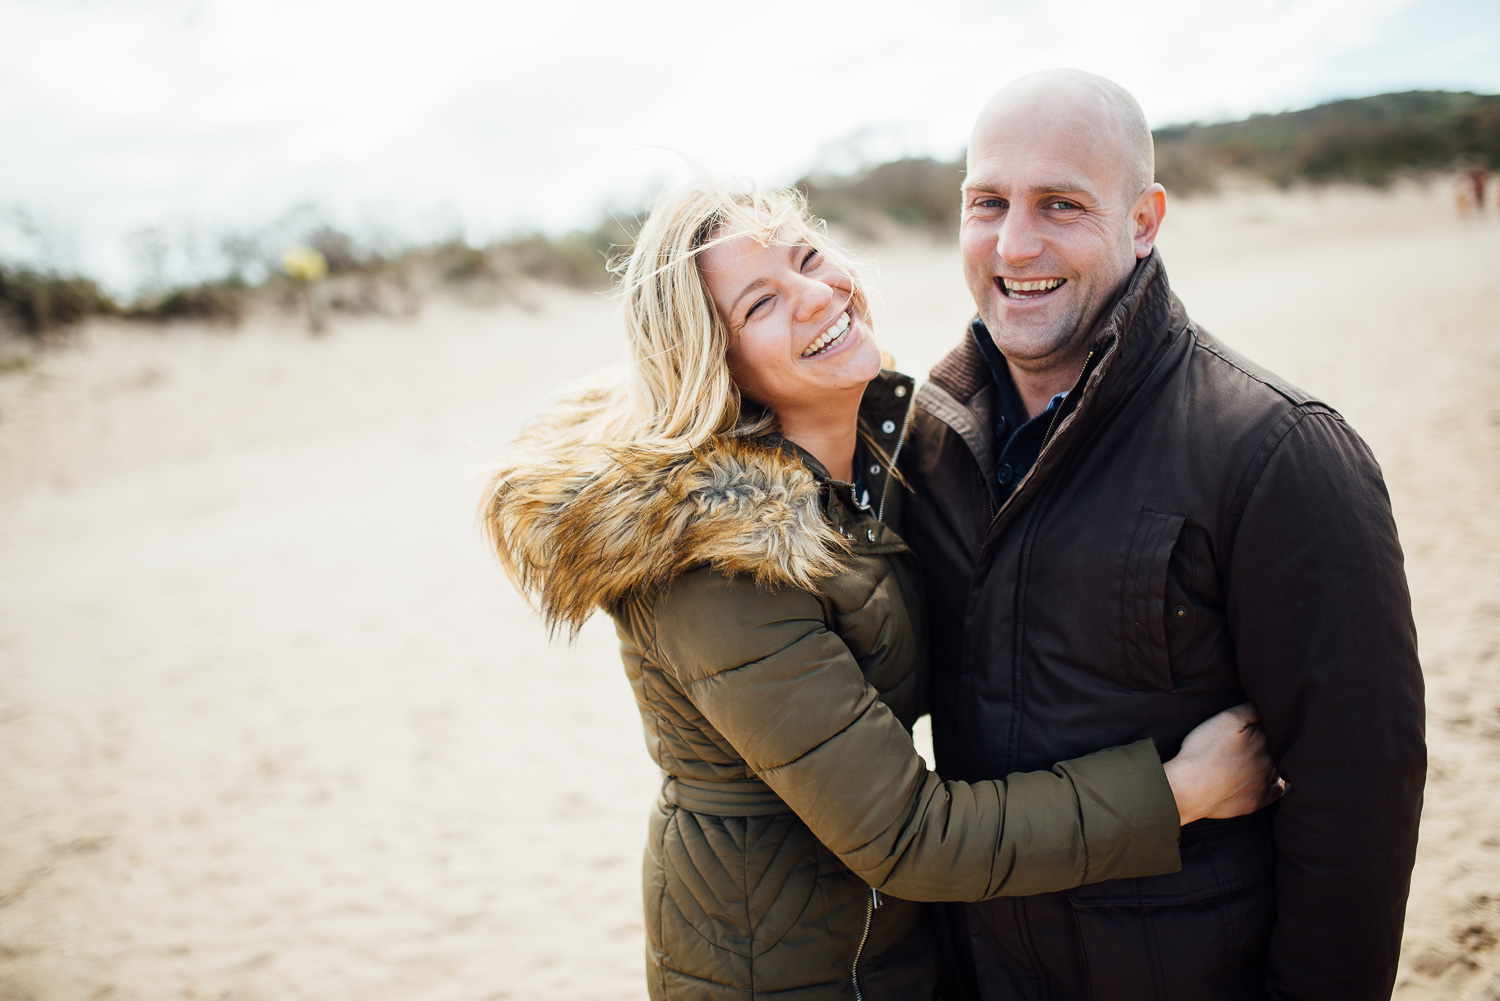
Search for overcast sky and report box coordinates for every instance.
[3,0,1498,293]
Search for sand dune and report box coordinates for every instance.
[1,180,1497,1000]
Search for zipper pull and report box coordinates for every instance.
[871,888,883,909]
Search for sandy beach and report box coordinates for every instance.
[2,180,1498,1000]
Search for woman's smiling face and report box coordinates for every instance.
[697,227,882,417]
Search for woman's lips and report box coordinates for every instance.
[801,310,853,358]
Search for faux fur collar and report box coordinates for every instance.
[481,428,849,636]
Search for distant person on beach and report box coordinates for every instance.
[902,69,1427,1000]
[480,183,1283,999]
[1455,166,1491,218]
[1470,166,1490,214]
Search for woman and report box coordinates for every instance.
[480,183,1279,999]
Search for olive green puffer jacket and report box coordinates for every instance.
[482,372,1182,999]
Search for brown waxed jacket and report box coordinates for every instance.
[904,250,1427,1001]
[482,371,1184,999]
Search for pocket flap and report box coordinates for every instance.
[1121,508,1186,692]
[1068,811,1275,907]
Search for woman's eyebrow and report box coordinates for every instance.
[730,277,772,317]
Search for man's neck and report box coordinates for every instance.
[1007,348,1091,420]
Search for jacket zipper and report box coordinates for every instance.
[877,392,917,524]
[851,887,883,1001]
[1039,348,1095,450]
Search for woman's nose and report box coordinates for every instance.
[791,276,836,321]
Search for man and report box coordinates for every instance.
[903,70,1426,1000]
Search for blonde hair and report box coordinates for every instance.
[546,182,868,454]
[480,182,879,619]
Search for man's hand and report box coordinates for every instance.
[1163,702,1285,826]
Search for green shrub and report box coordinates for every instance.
[793,92,1500,213]
[493,216,637,290]
[1153,91,1500,192]
[800,158,964,236]
[0,266,116,336]
[128,282,246,325]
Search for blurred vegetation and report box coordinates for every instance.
[797,90,1500,227]
[129,281,248,326]
[800,158,968,237]
[0,267,117,335]
[3,90,1494,341]
[0,218,636,339]
[1154,90,1500,193]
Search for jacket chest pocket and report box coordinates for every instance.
[1121,509,1186,692]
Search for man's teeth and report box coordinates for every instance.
[801,311,851,357]
[1003,277,1066,298]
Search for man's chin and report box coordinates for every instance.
[982,310,1063,353]
[982,313,1094,367]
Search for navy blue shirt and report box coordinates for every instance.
[970,318,1067,504]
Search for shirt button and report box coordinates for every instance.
[881,420,896,434]
[996,464,1014,485]
[894,385,908,398]
[1175,606,1187,618]
[869,464,881,475]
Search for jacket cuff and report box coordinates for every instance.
[1057,738,1183,884]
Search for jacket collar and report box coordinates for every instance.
[481,369,915,635]
[763,367,916,530]
[918,250,1188,519]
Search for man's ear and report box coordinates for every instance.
[1132,183,1167,259]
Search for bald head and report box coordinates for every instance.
[970,69,1154,202]
[958,69,1168,406]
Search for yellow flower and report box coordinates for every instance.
[281,245,328,283]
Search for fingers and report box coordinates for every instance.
[1223,701,1262,728]
[1259,776,1288,809]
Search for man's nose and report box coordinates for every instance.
[996,208,1043,266]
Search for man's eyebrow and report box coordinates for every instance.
[961,179,1097,197]
[1034,180,1096,196]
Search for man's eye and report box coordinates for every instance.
[801,247,820,269]
[976,197,1005,210]
[745,295,772,320]
[1048,200,1081,211]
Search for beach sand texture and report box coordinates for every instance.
[1,181,1497,1000]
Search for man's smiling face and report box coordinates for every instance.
[960,78,1160,376]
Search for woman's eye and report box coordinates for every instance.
[745,295,772,320]
[801,247,820,269]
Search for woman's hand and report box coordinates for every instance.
[1163,702,1284,826]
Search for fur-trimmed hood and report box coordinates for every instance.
[480,417,851,635]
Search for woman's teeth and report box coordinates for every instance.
[801,311,851,357]
[1002,277,1066,299]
